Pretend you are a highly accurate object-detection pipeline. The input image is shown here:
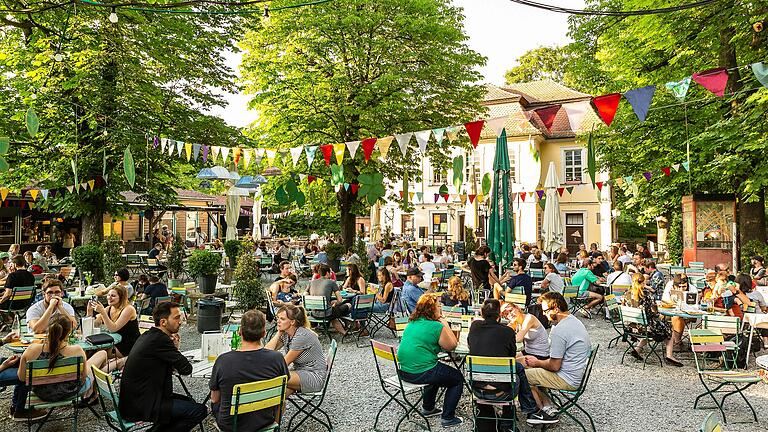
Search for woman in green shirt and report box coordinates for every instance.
[397,294,464,427]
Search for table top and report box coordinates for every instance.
[757,355,768,370]
[658,307,710,320]
[743,312,768,326]
[181,348,215,379]
[7,332,122,354]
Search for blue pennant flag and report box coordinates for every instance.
[623,86,656,122]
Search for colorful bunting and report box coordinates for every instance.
[416,192,423,202]
[176,141,184,158]
[361,138,376,163]
[220,146,230,164]
[592,93,621,126]
[0,188,8,201]
[319,145,333,166]
[565,186,574,194]
[88,180,95,191]
[233,148,241,165]
[623,176,634,185]
[211,146,220,162]
[752,62,768,88]
[29,189,39,201]
[351,183,359,195]
[346,141,360,159]
[665,77,691,101]
[534,105,561,132]
[692,68,728,97]
[535,189,544,199]
[307,175,316,185]
[202,145,209,163]
[595,182,603,191]
[623,86,656,122]
[192,144,201,161]
[468,194,476,203]
[661,167,671,176]
[464,120,485,148]
[305,146,318,167]
[242,148,252,168]
[520,192,527,202]
[557,187,564,197]
[486,116,507,138]
[377,136,393,160]
[184,143,192,161]
[445,126,460,143]
[432,128,445,146]
[290,147,303,167]
[672,163,681,172]
[643,172,652,181]
[414,130,431,154]
[682,161,690,171]
[562,101,591,132]
[265,148,277,166]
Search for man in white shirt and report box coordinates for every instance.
[194,227,208,248]
[27,280,77,333]
[527,245,548,263]
[617,247,632,265]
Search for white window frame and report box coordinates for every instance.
[562,147,586,185]
[432,168,447,186]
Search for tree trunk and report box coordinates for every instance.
[81,212,104,245]
[338,188,356,249]
[738,190,766,246]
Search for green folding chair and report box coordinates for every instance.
[0,285,36,322]
[303,295,334,340]
[620,306,663,368]
[466,355,517,432]
[701,315,741,369]
[604,294,625,349]
[25,356,85,432]
[563,284,589,316]
[690,329,760,424]
[370,339,431,432]
[341,294,375,347]
[394,316,409,340]
[543,344,600,432]
[92,366,154,432]
[286,340,337,432]
[230,375,288,432]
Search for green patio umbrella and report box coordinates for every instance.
[488,129,515,270]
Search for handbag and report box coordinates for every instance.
[85,333,115,346]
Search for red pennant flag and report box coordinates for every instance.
[557,187,564,197]
[442,194,449,202]
[534,105,561,132]
[535,190,544,199]
[692,68,728,97]
[468,194,476,203]
[463,120,485,148]
[233,148,241,165]
[307,175,316,184]
[596,181,603,191]
[361,138,376,163]
[661,167,671,176]
[520,192,527,202]
[350,183,359,194]
[398,191,404,198]
[319,145,333,166]
[592,93,621,126]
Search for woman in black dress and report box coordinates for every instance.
[87,284,140,369]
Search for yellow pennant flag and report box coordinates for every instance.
[211,146,221,162]
[615,177,624,187]
[88,180,95,191]
[333,143,345,165]
[29,189,39,201]
[378,136,394,160]
[476,193,484,203]
[408,192,415,201]
[243,149,253,169]
[446,126,460,143]
[459,194,467,205]
[184,143,192,161]
[266,149,277,166]
[27,202,34,209]
[0,187,8,201]
[233,148,242,166]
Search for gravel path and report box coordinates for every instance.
[1,311,767,431]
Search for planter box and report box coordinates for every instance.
[197,275,218,294]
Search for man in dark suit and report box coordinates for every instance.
[119,302,206,431]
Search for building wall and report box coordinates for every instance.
[105,199,218,244]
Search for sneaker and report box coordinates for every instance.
[526,409,559,425]
[578,309,592,319]
[542,405,560,417]
[12,409,47,422]
[440,416,464,427]
[420,407,442,418]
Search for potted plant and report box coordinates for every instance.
[233,240,267,311]
[188,249,221,294]
[324,242,346,272]
[354,231,372,281]
[167,233,185,288]
[102,234,126,283]
[224,239,242,269]
[71,243,104,282]
[465,226,477,258]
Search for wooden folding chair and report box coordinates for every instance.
[701,315,741,369]
[231,375,288,432]
[341,294,375,347]
[304,295,333,340]
[604,295,625,349]
[543,344,600,432]
[465,355,517,432]
[0,285,35,322]
[620,306,663,368]
[25,356,84,432]
[504,293,528,311]
[287,340,337,432]
[138,315,154,334]
[92,366,153,432]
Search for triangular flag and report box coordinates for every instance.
[682,161,690,171]
[751,62,768,88]
[220,147,230,164]
[211,146,221,162]
[350,184,359,194]
[153,136,159,149]
[394,133,412,156]
[167,140,175,156]
[520,192,527,201]
[176,141,184,158]
[672,163,681,172]
[341,183,349,191]
[692,68,729,97]
[29,189,39,201]
[265,148,276,166]
[88,180,95,191]
[307,175,316,185]
[566,186,574,194]
[290,147,303,167]
[643,172,652,181]
[665,77,691,101]
[468,194,476,203]
[233,148,242,165]
[184,143,192,161]
[623,86,656,123]
[242,149,252,168]
[398,191,405,199]
[0,187,8,201]
[41,189,49,200]
[511,192,517,201]
[192,144,201,161]
[445,126,460,143]
[414,130,431,154]
[534,105,561,132]
[615,178,624,187]
[486,116,508,138]
[328,143,342,166]
[409,192,415,201]
[319,145,333,166]
[595,182,603,191]
[159,138,167,151]
[661,167,671,176]
[361,138,376,163]
[66,185,74,194]
[478,194,485,203]
[81,182,88,191]
[624,176,634,185]
[305,146,318,167]
[591,93,621,126]
[557,187,564,197]
[432,128,445,146]
[443,194,450,202]
[463,120,485,148]
[416,192,423,202]
[433,193,439,203]
[27,202,33,210]
[378,136,394,160]
[346,141,360,159]
[562,101,591,131]
[202,145,209,163]
[459,194,467,205]
[535,190,544,199]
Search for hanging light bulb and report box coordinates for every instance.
[263,6,270,20]
[108,8,119,23]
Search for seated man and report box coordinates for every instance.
[501,258,533,305]
[307,264,350,335]
[401,267,426,313]
[274,261,294,283]
[26,280,77,334]
[119,302,206,432]
[147,242,165,260]
[0,331,46,421]
[0,255,35,307]
[570,258,605,317]
[138,276,169,314]
[210,310,289,431]
[523,292,591,425]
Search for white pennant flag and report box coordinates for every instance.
[220,147,230,164]
[346,141,360,159]
[211,146,221,162]
[41,189,49,200]
[486,116,508,137]
[176,141,184,157]
[265,149,277,166]
[563,101,592,132]
[242,149,252,168]
[290,147,303,166]
[394,133,413,156]
[160,138,168,152]
[167,140,175,156]
[414,130,432,154]
[432,128,445,146]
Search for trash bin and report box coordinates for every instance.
[197,297,224,333]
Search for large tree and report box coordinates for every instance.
[240,0,486,247]
[0,4,247,243]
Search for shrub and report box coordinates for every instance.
[102,234,125,283]
[740,240,768,272]
[272,213,340,237]
[464,227,477,256]
[224,239,242,268]
[188,249,222,277]
[666,212,683,265]
[167,233,185,279]
[325,242,346,261]
[354,230,371,281]
[233,240,267,310]
[72,243,104,282]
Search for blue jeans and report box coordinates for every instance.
[399,362,463,420]
[158,394,207,432]
[372,301,389,313]
[472,363,537,430]
[0,361,27,411]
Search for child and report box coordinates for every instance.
[274,275,300,305]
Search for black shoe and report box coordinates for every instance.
[526,409,559,425]
[420,407,442,418]
[630,349,642,360]
[665,357,684,367]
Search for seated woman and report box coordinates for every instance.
[528,250,544,270]
[750,256,768,286]
[623,273,683,367]
[713,271,741,316]
[95,268,135,299]
[269,275,299,306]
[342,263,367,295]
[554,253,569,274]
[397,294,463,427]
[504,301,549,360]
[134,274,150,296]
[17,315,108,405]
[265,304,327,395]
[87,285,140,367]
[392,251,404,271]
[440,276,470,312]
[402,249,418,270]
[373,267,395,313]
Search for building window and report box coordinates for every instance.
[432,169,447,185]
[564,149,583,184]
[432,212,448,234]
[464,151,481,186]
[505,144,517,183]
[185,212,200,243]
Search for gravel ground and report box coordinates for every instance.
[1,309,767,431]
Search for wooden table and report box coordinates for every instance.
[742,313,768,366]
[7,332,122,354]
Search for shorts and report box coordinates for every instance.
[524,368,576,391]
[587,284,605,295]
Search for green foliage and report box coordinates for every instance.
[224,240,242,267]
[272,213,340,237]
[233,239,267,311]
[71,243,104,282]
[464,226,477,257]
[739,240,768,273]
[666,212,683,265]
[504,46,572,85]
[325,242,346,261]
[354,231,372,281]
[101,234,125,283]
[167,234,185,279]
[616,213,655,245]
[187,249,221,277]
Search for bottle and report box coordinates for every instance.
[230,332,239,350]
[11,315,20,335]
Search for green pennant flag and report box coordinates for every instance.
[71,159,78,186]
[538,197,546,209]
[481,172,491,195]
[26,107,39,137]
[275,185,290,205]
[331,165,344,185]
[452,156,464,189]
[123,147,135,188]
[566,186,574,194]
[624,176,634,185]
[587,131,596,188]
[682,161,690,171]
[402,174,409,206]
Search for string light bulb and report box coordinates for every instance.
[263,6,270,20]
[108,8,119,23]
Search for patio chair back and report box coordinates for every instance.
[573,344,600,394]
[504,293,528,310]
[509,286,524,295]
[466,356,516,385]
[562,285,580,302]
[529,269,545,280]
[394,316,409,339]
[26,356,83,411]
[138,315,155,334]
[0,285,35,313]
[702,315,740,338]
[231,375,288,432]
[690,329,729,371]
[686,268,707,278]
[303,295,329,316]
[92,365,152,431]
[620,305,648,327]
[610,284,630,298]
[670,266,685,275]
[350,294,375,320]
[689,261,705,269]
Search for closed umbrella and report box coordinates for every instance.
[488,130,515,269]
[543,161,564,255]
[370,200,381,242]
[225,193,241,241]
[252,192,263,240]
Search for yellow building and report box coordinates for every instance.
[384,80,615,254]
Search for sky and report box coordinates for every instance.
[208,0,584,128]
